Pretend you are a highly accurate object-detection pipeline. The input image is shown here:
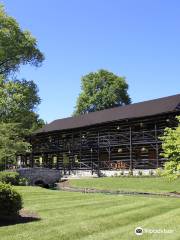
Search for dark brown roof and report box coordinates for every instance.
[35,94,180,134]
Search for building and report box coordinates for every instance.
[27,94,180,172]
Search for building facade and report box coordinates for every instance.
[25,94,180,172]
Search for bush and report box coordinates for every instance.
[160,116,180,179]
[162,161,180,180]
[0,172,28,185]
[149,170,154,176]
[0,172,20,185]
[0,183,23,217]
[120,171,124,176]
[137,170,143,176]
[156,168,163,177]
[19,177,29,186]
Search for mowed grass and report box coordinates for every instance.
[0,186,180,240]
[69,177,180,193]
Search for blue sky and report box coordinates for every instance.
[2,0,180,123]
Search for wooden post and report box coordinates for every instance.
[155,123,159,168]
[80,131,82,165]
[71,132,74,170]
[108,130,111,169]
[29,136,34,168]
[30,152,34,168]
[129,126,133,171]
[91,148,93,174]
[97,130,100,176]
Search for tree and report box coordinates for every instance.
[0,77,44,169]
[74,69,131,115]
[0,4,44,76]
[160,116,180,180]
[0,4,44,169]
[0,76,44,132]
[0,123,30,170]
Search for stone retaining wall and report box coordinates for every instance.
[17,168,61,186]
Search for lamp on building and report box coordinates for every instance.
[53,156,57,164]
[26,145,31,153]
[39,156,43,165]
[17,156,21,167]
[141,147,148,152]
[166,119,170,122]
[90,148,93,153]
[140,122,144,127]
[118,148,123,153]
[117,126,120,130]
[74,155,79,163]
[68,150,71,154]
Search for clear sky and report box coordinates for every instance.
[2,0,180,123]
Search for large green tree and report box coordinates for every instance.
[0,4,44,76]
[0,76,44,132]
[0,4,45,168]
[0,123,30,170]
[0,4,45,132]
[0,76,44,169]
[74,69,131,115]
[160,116,180,180]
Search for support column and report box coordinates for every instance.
[155,123,159,168]
[30,152,34,168]
[108,130,111,166]
[80,131,82,164]
[29,136,34,168]
[91,148,93,174]
[129,126,133,171]
[71,132,74,170]
[97,130,100,176]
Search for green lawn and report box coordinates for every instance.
[0,186,180,240]
[69,177,180,193]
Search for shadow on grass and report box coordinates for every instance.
[0,209,41,227]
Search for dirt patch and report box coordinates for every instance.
[170,191,180,195]
[57,179,70,188]
[19,208,40,218]
[59,186,180,198]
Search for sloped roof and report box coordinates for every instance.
[35,94,180,134]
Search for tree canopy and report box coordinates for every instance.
[0,4,44,76]
[0,76,44,132]
[0,76,44,169]
[160,116,180,180]
[0,5,44,132]
[0,4,45,169]
[0,123,30,170]
[74,69,131,115]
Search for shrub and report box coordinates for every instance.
[0,172,28,185]
[149,170,154,176]
[137,170,143,176]
[19,177,29,186]
[128,170,133,176]
[156,168,163,177]
[162,161,180,180]
[0,172,20,185]
[160,116,180,179]
[0,183,23,217]
[120,171,124,176]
